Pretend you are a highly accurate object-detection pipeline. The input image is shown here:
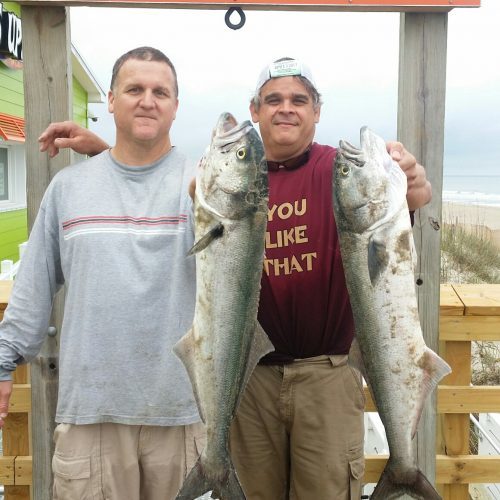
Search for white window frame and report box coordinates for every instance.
[0,142,26,213]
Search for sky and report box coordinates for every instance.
[69,0,500,178]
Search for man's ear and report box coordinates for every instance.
[249,102,259,124]
[108,90,115,114]
[314,104,321,124]
[172,98,179,121]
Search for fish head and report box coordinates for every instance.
[332,126,407,234]
[198,112,268,220]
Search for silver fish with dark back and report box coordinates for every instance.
[332,127,451,500]
[174,113,273,500]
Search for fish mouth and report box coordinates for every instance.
[213,112,254,148]
[360,126,395,175]
[338,139,365,167]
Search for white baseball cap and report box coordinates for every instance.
[255,58,317,93]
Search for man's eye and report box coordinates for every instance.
[155,90,168,97]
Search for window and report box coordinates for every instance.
[0,144,26,212]
[0,148,8,201]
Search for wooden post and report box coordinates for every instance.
[21,6,73,499]
[397,11,448,489]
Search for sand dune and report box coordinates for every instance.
[442,202,500,249]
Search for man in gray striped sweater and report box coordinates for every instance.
[0,47,203,499]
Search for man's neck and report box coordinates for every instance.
[111,140,172,166]
[265,143,312,163]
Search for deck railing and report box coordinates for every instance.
[0,242,27,281]
[0,283,499,499]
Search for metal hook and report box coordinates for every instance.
[225,7,246,30]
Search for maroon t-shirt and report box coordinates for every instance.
[258,143,355,364]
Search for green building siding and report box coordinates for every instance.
[73,77,88,128]
[0,2,92,262]
[3,1,20,14]
[0,208,27,262]
[0,66,24,119]
[0,67,89,124]
[0,72,89,262]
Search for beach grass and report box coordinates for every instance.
[440,220,500,284]
[440,208,500,387]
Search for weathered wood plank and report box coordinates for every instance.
[21,6,72,499]
[436,455,500,485]
[438,385,500,413]
[0,280,13,320]
[13,0,471,13]
[440,284,464,316]
[453,284,500,316]
[9,384,32,413]
[440,315,500,341]
[9,453,497,487]
[364,385,500,413]
[0,456,15,485]
[11,365,29,385]
[398,11,448,487]
[365,455,500,484]
[440,340,471,499]
[3,412,30,500]
[440,340,471,387]
[3,414,30,457]
[15,457,33,486]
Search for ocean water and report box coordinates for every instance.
[443,175,500,207]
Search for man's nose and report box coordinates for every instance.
[278,99,294,112]
[140,90,155,107]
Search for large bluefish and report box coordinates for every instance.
[174,113,272,500]
[332,127,451,500]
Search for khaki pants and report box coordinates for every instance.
[52,421,205,500]
[230,355,365,500]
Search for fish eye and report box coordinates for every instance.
[341,165,350,176]
[236,148,246,160]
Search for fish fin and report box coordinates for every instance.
[368,233,389,285]
[175,456,246,500]
[188,223,224,255]
[234,321,274,416]
[173,329,206,423]
[217,465,247,500]
[348,337,376,406]
[371,463,442,500]
[411,347,452,438]
[175,457,212,499]
[348,337,367,379]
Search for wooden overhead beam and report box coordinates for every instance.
[16,0,479,11]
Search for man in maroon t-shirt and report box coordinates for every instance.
[38,58,431,500]
[227,57,431,500]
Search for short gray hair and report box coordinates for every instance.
[110,46,178,97]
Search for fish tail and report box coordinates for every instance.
[175,456,246,500]
[370,463,442,500]
[175,457,211,500]
[218,464,246,499]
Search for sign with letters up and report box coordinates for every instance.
[0,3,22,60]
